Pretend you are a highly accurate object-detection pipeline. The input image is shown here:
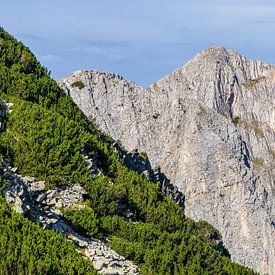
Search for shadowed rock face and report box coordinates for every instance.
[59,46,275,275]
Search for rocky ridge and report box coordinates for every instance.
[59,46,275,274]
[1,163,139,275]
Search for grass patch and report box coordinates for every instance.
[253,157,264,168]
[239,119,264,137]
[243,76,266,89]
[197,105,206,116]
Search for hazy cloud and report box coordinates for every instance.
[16,33,45,42]
[247,20,275,24]
[1,0,275,86]
[38,54,60,63]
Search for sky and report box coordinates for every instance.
[1,0,275,86]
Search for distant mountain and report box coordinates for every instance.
[0,28,258,274]
[59,46,275,274]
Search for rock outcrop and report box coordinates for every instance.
[0,99,5,132]
[59,46,275,274]
[1,164,139,275]
[0,99,12,132]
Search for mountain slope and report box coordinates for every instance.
[0,29,256,274]
[59,46,275,274]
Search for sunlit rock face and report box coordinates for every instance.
[59,46,275,274]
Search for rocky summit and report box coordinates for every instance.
[59,46,275,275]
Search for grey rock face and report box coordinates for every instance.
[4,184,30,214]
[59,46,275,274]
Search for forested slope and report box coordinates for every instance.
[0,179,96,274]
[0,27,256,274]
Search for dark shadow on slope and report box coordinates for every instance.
[112,141,185,209]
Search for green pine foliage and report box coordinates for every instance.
[71,80,85,90]
[0,180,96,274]
[0,27,256,274]
[0,98,92,186]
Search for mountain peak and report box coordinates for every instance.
[187,45,244,69]
[200,45,228,55]
[59,45,275,274]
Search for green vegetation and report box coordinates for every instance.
[0,180,96,274]
[253,157,264,168]
[71,80,85,90]
[140,151,148,159]
[0,98,92,187]
[0,27,256,274]
[232,116,240,125]
[64,208,253,274]
[238,119,264,137]
[243,76,266,89]
[197,104,206,116]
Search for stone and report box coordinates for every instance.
[93,258,108,270]
[23,176,35,182]
[1,159,140,274]
[110,260,122,268]
[30,181,46,191]
[3,179,30,215]
[71,184,86,193]
[49,218,59,224]
[46,189,57,199]
[35,192,47,203]
[59,46,275,275]
[5,192,29,214]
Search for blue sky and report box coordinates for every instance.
[1,0,275,86]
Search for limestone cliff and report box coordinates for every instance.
[59,46,275,274]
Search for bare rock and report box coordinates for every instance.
[1,166,140,274]
[30,181,46,192]
[3,181,30,214]
[23,176,35,182]
[59,46,275,274]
